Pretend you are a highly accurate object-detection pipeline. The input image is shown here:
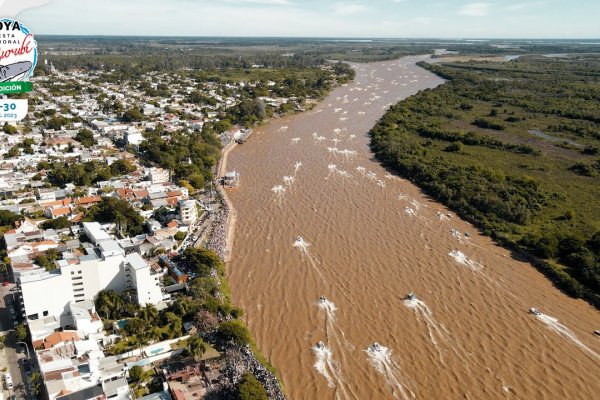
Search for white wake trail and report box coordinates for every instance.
[293,236,325,281]
[533,311,600,361]
[365,344,416,400]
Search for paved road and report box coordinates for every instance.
[0,283,30,400]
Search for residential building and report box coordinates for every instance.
[149,168,170,184]
[125,253,166,306]
[178,200,197,225]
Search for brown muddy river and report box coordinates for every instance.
[226,56,600,400]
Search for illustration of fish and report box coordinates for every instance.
[0,61,32,82]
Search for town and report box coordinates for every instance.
[0,56,353,400]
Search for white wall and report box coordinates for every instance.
[131,266,163,306]
[20,271,74,325]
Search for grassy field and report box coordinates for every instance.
[370,55,600,305]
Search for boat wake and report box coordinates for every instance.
[271,185,286,205]
[312,341,357,399]
[404,295,455,362]
[318,296,354,352]
[313,342,336,388]
[531,310,600,361]
[365,343,416,400]
[293,236,325,280]
[449,250,483,271]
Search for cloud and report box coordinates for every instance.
[457,2,491,17]
[332,2,367,15]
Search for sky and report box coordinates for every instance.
[13,0,600,38]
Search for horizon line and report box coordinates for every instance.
[34,34,600,41]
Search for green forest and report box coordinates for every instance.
[370,55,600,306]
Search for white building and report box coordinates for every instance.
[125,253,165,306]
[178,199,197,225]
[19,246,127,326]
[126,129,144,146]
[83,222,111,245]
[19,224,164,328]
[36,188,56,202]
[149,167,170,184]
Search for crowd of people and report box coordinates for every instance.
[205,202,230,261]
[219,347,286,400]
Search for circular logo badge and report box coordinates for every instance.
[0,18,37,82]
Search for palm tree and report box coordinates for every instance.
[187,336,206,361]
[138,304,158,323]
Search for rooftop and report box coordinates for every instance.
[126,252,149,271]
[83,222,111,243]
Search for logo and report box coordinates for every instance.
[0,18,36,87]
[0,18,36,122]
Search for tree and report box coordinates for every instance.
[178,247,222,277]
[34,250,59,271]
[186,173,204,189]
[216,320,251,347]
[7,146,20,158]
[236,372,268,400]
[2,123,17,134]
[123,108,144,122]
[128,365,144,382]
[123,318,146,336]
[110,159,136,176]
[95,290,124,320]
[30,371,43,397]
[41,216,72,230]
[187,336,206,361]
[174,231,186,241]
[138,304,158,324]
[85,197,144,237]
[0,210,20,226]
[162,312,183,338]
[194,309,219,333]
[75,128,96,148]
[15,323,28,342]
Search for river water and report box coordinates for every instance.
[226,56,600,399]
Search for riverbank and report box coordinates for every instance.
[214,139,238,263]
[216,56,600,400]
[370,58,600,309]
[209,139,285,398]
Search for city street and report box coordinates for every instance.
[0,283,30,400]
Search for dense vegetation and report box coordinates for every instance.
[96,247,251,354]
[235,372,268,400]
[370,56,600,305]
[137,125,221,189]
[135,63,354,189]
[84,197,145,237]
[38,36,600,72]
[43,159,136,187]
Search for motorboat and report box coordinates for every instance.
[529,308,542,316]
[315,341,325,350]
[369,342,382,352]
[406,293,416,301]
[593,330,600,337]
[295,236,303,244]
[319,296,327,303]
